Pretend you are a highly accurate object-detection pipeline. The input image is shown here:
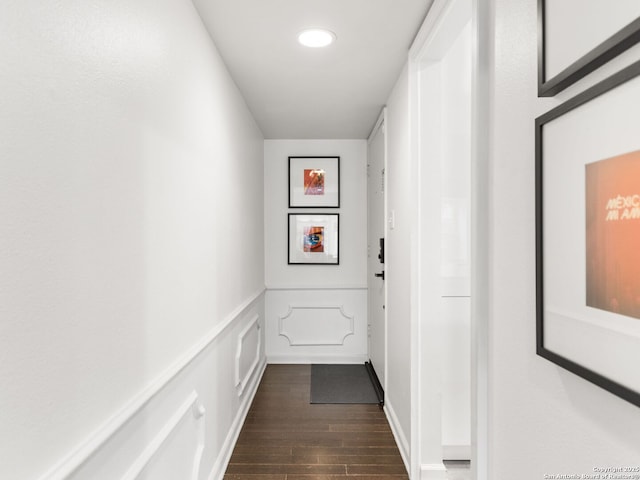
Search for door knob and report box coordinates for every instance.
[374,271,385,280]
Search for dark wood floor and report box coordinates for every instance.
[224,364,409,480]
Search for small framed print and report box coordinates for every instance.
[288,213,339,265]
[288,156,340,208]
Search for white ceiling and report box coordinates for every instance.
[193,0,433,139]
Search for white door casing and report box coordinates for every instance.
[367,109,387,389]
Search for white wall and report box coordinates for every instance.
[384,66,413,462]
[264,140,368,363]
[488,0,640,477]
[0,0,265,478]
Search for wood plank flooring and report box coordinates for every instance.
[224,364,409,480]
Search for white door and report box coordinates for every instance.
[367,111,386,389]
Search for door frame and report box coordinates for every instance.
[408,0,490,478]
[366,108,388,392]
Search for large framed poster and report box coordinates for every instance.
[536,59,640,407]
[538,0,640,96]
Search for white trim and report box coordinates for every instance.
[208,359,267,480]
[382,103,389,402]
[192,400,206,480]
[420,463,448,480]
[37,288,266,480]
[278,305,355,346]
[408,39,423,480]
[384,399,410,474]
[267,354,368,364]
[470,1,491,479]
[235,315,262,396]
[409,0,484,478]
[121,391,204,480]
[265,285,367,291]
[409,0,454,61]
[367,108,386,143]
[366,106,389,394]
[442,444,472,460]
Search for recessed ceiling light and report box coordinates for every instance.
[298,28,336,48]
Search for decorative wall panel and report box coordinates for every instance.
[278,305,354,346]
[122,392,205,480]
[235,315,261,396]
[265,289,368,363]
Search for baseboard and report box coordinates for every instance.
[364,361,384,406]
[208,359,267,480]
[383,399,410,475]
[265,285,368,291]
[442,444,471,460]
[420,463,448,479]
[267,354,368,364]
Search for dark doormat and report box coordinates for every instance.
[310,364,379,404]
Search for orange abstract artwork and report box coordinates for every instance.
[304,169,325,195]
[303,226,324,253]
[586,150,640,319]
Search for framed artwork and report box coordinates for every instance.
[536,59,640,407]
[538,0,640,97]
[288,213,339,265]
[288,156,340,208]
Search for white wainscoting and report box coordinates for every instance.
[278,305,354,346]
[265,288,368,364]
[235,315,261,396]
[40,290,266,480]
[121,391,205,480]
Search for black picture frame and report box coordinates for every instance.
[538,0,640,97]
[536,59,640,408]
[288,213,339,265]
[288,156,340,208]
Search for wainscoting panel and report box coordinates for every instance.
[279,305,354,346]
[235,315,261,396]
[123,392,204,480]
[265,288,367,364]
[42,290,265,480]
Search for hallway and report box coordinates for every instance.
[224,364,408,479]
[4,1,640,479]
[225,365,472,479]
